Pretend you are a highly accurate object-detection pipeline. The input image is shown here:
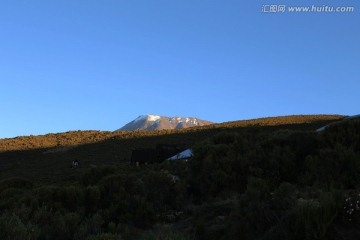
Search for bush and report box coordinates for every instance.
[0,188,25,209]
[86,233,123,240]
[142,170,178,210]
[56,186,84,211]
[306,145,360,187]
[0,177,33,193]
[84,185,101,213]
[140,224,191,240]
[212,131,239,145]
[190,142,237,201]
[342,190,360,223]
[0,212,40,240]
[288,190,343,240]
[81,166,116,186]
[34,185,57,200]
[227,178,276,240]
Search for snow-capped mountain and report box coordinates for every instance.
[116,115,213,131]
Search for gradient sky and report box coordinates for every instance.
[1,0,359,138]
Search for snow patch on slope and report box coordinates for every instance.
[167,149,193,161]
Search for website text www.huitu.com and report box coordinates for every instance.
[261,5,355,13]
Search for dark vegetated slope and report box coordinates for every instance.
[0,115,342,183]
[187,118,360,240]
[1,115,360,240]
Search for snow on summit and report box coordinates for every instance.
[147,115,161,121]
[116,115,213,131]
[134,115,160,122]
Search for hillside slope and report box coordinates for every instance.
[0,114,359,240]
[0,114,343,152]
[0,114,344,184]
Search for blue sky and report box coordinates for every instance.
[1,0,359,138]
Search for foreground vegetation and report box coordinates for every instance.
[1,114,360,239]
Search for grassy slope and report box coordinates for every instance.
[0,114,343,184]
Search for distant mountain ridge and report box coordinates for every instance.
[0,114,344,152]
[116,114,213,131]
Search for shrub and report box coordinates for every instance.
[342,190,360,223]
[228,178,276,240]
[0,188,25,209]
[212,131,239,145]
[142,170,178,210]
[81,166,116,186]
[0,177,33,193]
[84,185,101,213]
[140,224,191,240]
[190,142,237,201]
[306,145,360,187]
[290,190,343,240]
[0,212,40,240]
[86,233,123,240]
[56,186,84,211]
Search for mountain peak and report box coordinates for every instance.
[134,115,161,122]
[117,115,213,131]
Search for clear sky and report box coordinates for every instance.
[1,0,359,138]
